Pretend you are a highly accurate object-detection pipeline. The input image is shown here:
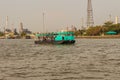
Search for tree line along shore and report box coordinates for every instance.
[74,21,120,37]
[1,21,120,39]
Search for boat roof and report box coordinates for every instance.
[36,31,74,37]
[36,32,56,37]
[57,31,74,35]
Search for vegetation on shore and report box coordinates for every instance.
[1,21,120,38]
[74,21,120,36]
[0,31,4,36]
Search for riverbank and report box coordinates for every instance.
[0,36,5,39]
[0,36,34,39]
[1,35,120,39]
[76,35,120,39]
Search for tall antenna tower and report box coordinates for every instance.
[87,0,94,27]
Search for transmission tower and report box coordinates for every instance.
[87,0,94,27]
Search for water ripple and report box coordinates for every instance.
[0,39,120,80]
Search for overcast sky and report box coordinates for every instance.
[0,0,120,32]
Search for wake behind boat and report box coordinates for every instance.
[34,31,75,44]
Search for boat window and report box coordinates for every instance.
[62,36,64,40]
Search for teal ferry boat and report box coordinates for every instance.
[34,31,75,44]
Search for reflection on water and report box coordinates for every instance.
[0,39,120,80]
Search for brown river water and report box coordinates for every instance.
[0,39,120,80]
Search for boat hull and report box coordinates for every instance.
[34,40,75,44]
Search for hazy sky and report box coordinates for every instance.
[0,0,120,32]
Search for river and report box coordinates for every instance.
[0,39,120,80]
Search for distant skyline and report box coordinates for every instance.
[0,0,120,32]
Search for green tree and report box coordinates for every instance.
[103,21,113,27]
[20,32,26,37]
[86,26,102,36]
[74,29,85,36]
[0,31,4,36]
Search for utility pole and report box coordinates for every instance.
[6,16,8,29]
[4,16,8,36]
[87,0,94,28]
[43,13,45,33]
[5,16,8,32]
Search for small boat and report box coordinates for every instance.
[34,31,75,44]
